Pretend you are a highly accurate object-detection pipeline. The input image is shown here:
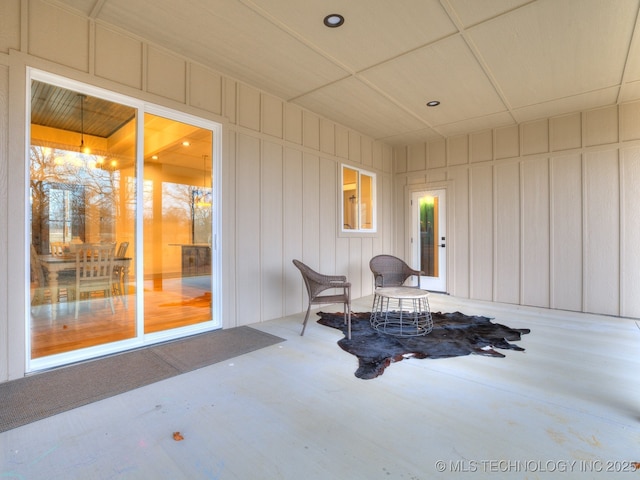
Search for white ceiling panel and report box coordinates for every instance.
[247,0,458,72]
[467,0,638,108]
[617,81,640,104]
[447,0,535,27]
[360,35,509,126]
[48,0,640,145]
[294,77,432,140]
[622,16,640,84]
[511,87,620,124]
[381,127,444,146]
[51,0,95,16]
[436,111,516,138]
[94,0,351,99]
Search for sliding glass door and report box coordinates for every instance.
[28,71,220,370]
[142,113,214,335]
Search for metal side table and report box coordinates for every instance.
[370,287,433,337]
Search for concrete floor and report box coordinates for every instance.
[1,293,640,479]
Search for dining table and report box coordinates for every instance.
[39,254,132,318]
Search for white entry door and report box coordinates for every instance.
[411,189,447,292]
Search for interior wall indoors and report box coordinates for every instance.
[0,0,394,382]
[393,103,640,319]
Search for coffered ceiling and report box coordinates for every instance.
[51,0,640,145]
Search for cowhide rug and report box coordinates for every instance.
[317,311,530,380]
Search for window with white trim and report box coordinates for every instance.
[341,165,376,232]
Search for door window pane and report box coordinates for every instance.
[419,195,438,277]
[143,113,213,334]
[29,81,137,358]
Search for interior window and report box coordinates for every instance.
[342,165,376,232]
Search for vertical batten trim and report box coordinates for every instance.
[468,167,474,299]
[88,18,95,76]
[581,152,587,314]
[141,43,148,94]
[580,111,586,313]
[185,62,191,108]
[491,164,497,303]
[20,0,28,53]
[519,159,524,305]
[617,148,624,316]
[258,139,263,321]
[548,157,556,309]
[281,146,289,311]
[466,167,471,297]
[545,157,552,309]
[233,131,240,326]
[617,107,624,314]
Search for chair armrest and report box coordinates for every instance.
[326,274,347,283]
[412,270,424,289]
[315,280,350,299]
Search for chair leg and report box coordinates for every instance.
[31,287,45,315]
[300,304,312,336]
[104,289,115,314]
[344,303,351,340]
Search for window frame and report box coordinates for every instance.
[340,164,377,234]
[25,68,223,372]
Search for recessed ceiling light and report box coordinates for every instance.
[426,100,440,107]
[324,14,344,28]
[182,141,191,146]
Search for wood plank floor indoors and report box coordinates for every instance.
[5,293,640,479]
[30,276,212,358]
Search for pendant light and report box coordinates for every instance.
[78,94,90,154]
[195,154,211,207]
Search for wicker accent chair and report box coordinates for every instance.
[292,259,352,339]
[369,254,424,289]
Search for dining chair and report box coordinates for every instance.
[112,241,129,298]
[30,244,74,313]
[71,243,116,319]
[50,242,66,256]
[292,259,352,339]
[30,244,48,311]
[369,254,424,289]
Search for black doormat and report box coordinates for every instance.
[0,327,284,433]
[317,311,530,379]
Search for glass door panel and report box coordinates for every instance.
[143,113,213,334]
[29,81,137,359]
[419,195,438,277]
[412,189,447,292]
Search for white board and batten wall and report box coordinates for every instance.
[395,106,640,319]
[1,0,639,383]
[0,0,394,382]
